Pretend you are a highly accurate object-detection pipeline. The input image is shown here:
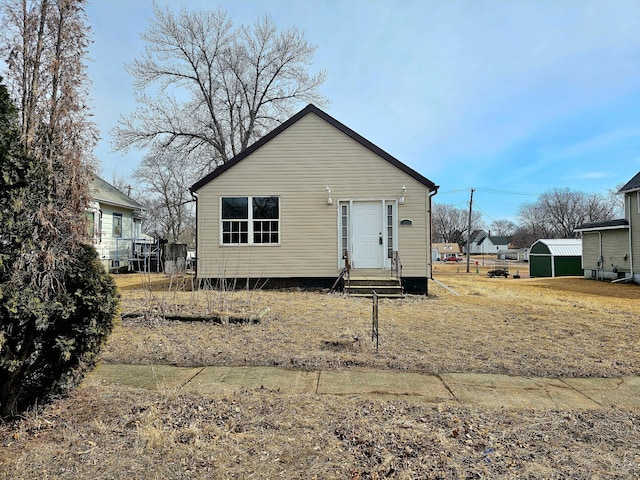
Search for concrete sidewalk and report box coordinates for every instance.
[89,364,640,410]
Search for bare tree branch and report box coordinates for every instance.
[517,187,618,239]
[113,5,327,244]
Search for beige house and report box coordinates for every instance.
[432,243,461,260]
[575,170,640,283]
[190,104,439,293]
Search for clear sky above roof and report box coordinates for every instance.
[85,0,640,222]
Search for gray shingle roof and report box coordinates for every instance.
[91,175,144,210]
[574,219,629,231]
[618,171,640,193]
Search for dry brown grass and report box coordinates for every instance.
[1,266,640,479]
[103,267,640,378]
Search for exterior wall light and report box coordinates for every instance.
[326,186,332,205]
[399,185,406,205]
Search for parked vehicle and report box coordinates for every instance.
[487,260,510,277]
[445,255,462,262]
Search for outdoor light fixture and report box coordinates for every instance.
[399,185,406,205]
[326,186,332,205]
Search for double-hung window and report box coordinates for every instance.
[113,213,122,238]
[87,211,96,239]
[221,196,279,245]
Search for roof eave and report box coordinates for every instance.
[94,197,145,211]
[575,225,629,232]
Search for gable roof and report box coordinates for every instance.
[618,171,640,193]
[487,236,509,245]
[190,104,438,193]
[468,231,508,246]
[92,175,144,211]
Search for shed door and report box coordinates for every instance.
[352,201,384,269]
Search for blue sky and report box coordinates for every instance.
[86,0,640,222]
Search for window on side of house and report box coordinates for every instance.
[134,218,142,239]
[113,213,122,238]
[87,211,95,239]
[221,196,279,245]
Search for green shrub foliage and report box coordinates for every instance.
[0,79,119,418]
[0,246,119,417]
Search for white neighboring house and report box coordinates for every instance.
[466,231,509,254]
[87,175,152,271]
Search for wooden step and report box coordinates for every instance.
[343,275,404,298]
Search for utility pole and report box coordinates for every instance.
[465,188,475,273]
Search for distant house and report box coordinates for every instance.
[465,230,509,254]
[496,248,529,262]
[189,104,439,294]
[432,243,461,261]
[87,175,152,272]
[529,239,583,277]
[575,171,640,282]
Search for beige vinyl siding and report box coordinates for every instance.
[196,113,431,279]
[581,230,630,271]
[580,233,599,269]
[632,192,640,270]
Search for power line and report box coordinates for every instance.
[474,203,498,223]
[436,188,474,195]
[473,188,540,197]
[437,188,540,197]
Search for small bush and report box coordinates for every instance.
[0,245,119,418]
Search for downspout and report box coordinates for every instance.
[427,186,439,296]
[628,192,634,279]
[595,231,602,280]
[190,189,199,280]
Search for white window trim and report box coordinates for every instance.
[113,212,123,238]
[219,196,281,246]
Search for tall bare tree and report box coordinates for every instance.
[133,150,195,243]
[1,0,97,293]
[490,219,517,237]
[517,187,617,239]
[432,202,483,245]
[607,183,625,219]
[113,4,327,174]
[113,5,326,243]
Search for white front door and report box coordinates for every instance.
[352,201,384,269]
